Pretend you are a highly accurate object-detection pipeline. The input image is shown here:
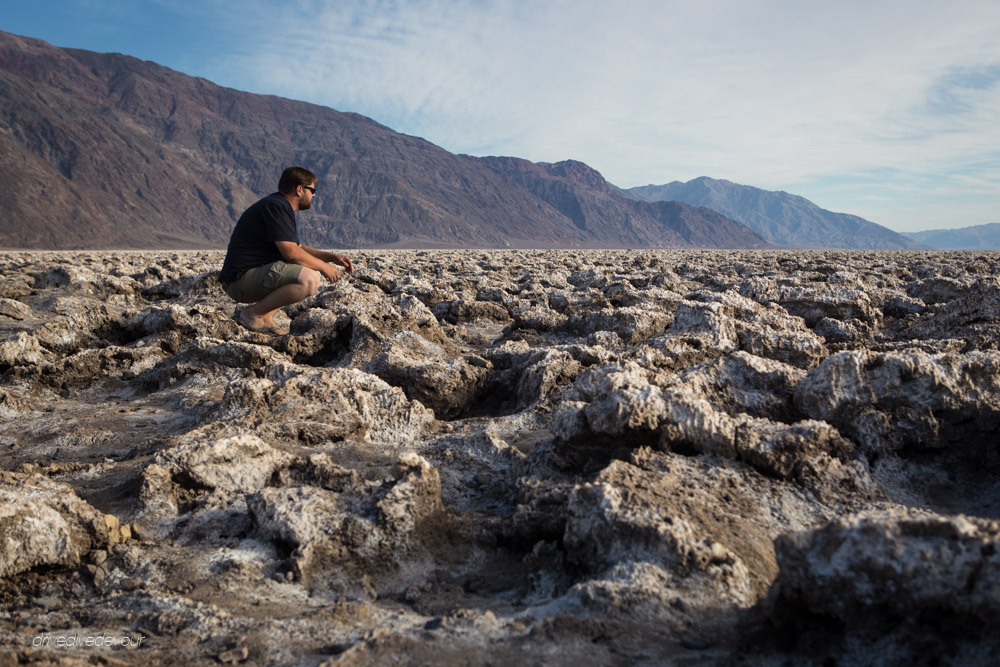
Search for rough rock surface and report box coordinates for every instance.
[2,249,1000,665]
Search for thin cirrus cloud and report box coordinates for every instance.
[923,64,1000,118]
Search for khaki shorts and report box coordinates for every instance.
[223,261,303,303]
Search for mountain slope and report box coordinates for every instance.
[0,31,580,249]
[0,31,768,250]
[479,158,770,249]
[904,223,1000,250]
[621,177,926,250]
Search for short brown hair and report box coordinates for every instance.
[278,166,316,194]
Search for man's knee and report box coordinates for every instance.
[298,268,321,295]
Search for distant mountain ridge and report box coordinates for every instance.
[477,158,768,249]
[903,223,1000,250]
[620,177,927,250]
[0,31,768,250]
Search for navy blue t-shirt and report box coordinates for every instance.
[219,193,299,283]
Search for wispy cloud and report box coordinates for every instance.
[158,0,1000,231]
[924,64,1000,117]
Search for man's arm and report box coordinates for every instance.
[274,241,347,282]
[301,245,353,273]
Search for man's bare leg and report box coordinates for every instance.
[239,268,320,332]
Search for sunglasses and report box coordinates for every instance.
[301,185,316,194]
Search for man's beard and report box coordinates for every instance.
[298,198,312,210]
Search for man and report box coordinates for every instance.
[219,166,353,335]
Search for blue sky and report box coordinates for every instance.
[5,0,1000,233]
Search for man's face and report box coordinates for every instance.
[298,182,316,210]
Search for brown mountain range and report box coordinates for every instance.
[0,31,770,250]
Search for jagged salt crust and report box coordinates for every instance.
[2,248,1000,664]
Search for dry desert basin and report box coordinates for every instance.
[2,249,1000,665]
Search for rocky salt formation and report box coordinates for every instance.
[2,249,1000,665]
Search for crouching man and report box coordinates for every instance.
[218,166,353,335]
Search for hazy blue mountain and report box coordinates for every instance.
[903,223,1000,250]
[620,177,927,250]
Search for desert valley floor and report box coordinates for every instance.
[2,249,1000,665]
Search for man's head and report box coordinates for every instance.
[278,166,317,211]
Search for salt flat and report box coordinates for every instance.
[2,248,1000,665]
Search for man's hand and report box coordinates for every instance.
[277,242,354,284]
[322,264,342,282]
[322,254,353,283]
[331,254,354,274]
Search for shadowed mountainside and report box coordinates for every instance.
[0,31,769,251]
